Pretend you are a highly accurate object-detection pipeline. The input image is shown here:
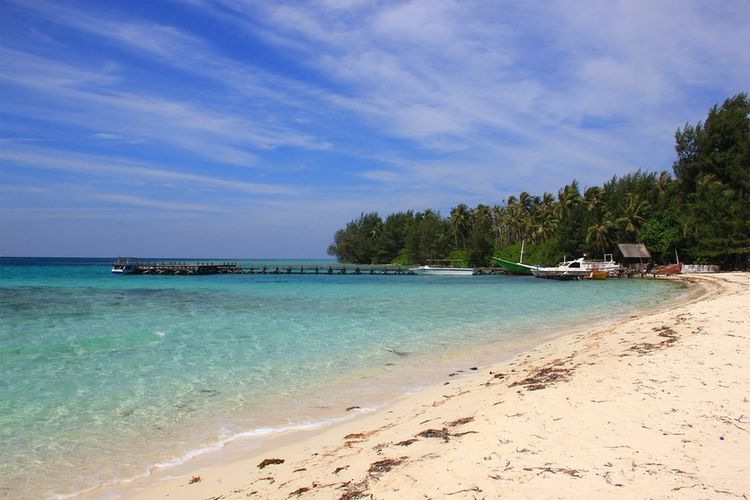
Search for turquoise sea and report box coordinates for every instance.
[0,257,687,498]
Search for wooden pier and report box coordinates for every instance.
[115,260,418,276]
[112,260,506,276]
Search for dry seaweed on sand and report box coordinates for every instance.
[628,326,679,354]
[344,432,367,440]
[188,475,201,484]
[416,426,479,442]
[289,486,311,496]
[523,466,586,477]
[368,457,406,476]
[510,358,576,391]
[289,481,338,497]
[417,427,452,442]
[395,438,418,446]
[448,416,474,427]
[337,480,371,500]
[257,458,285,469]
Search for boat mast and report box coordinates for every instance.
[520,240,525,264]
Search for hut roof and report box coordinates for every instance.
[617,243,651,259]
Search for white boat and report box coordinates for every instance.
[531,255,620,280]
[111,257,136,274]
[409,265,475,276]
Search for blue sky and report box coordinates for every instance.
[1,0,748,258]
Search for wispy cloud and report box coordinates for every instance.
[88,193,223,212]
[1,49,329,166]
[0,143,298,195]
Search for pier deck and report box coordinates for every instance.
[112,260,505,276]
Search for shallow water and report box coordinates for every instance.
[0,257,685,498]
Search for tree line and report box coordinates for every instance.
[328,94,750,269]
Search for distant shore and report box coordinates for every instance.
[107,273,749,499]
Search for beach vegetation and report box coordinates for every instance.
[329,94,749,269]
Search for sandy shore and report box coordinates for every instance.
[127,273,749,499]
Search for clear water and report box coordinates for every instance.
[0,257,685,498]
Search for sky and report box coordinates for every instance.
[1,1,748,258]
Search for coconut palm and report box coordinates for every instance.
[541,192,556,213]
[490,205,505,244]
[449,204,470,248]
[618,193,650,237]
[656,171,671,193]
[583,186,604,212]
[555,181,581,220]
[533,209,559,243]
[586,212,614,256]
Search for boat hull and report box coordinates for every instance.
[492,257,535,275]
[409,266,475,276]
[531,268,588,280]
[587,270,609,280]
[111,266,135,274]
[652,263,681,275]
[531,257,621,280]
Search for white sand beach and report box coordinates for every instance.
[124,273,749,499]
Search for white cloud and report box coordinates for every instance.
[0,143,298,195]
[88,193,223,212]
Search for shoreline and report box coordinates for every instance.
[103,273,749,499]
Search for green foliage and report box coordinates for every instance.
[586,211,615,258]
[329,94,749,269]
[327,212,383,264]
[494,241,560,266]
[639,217,684,262]
[449,249,469,268]
[673,93,750,267]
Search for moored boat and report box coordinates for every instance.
[532,255,621,280]
[492,257,535,275]
[531,258,589,280]
[587,270,609,280]
[111,257,136,274]
[651,263,681,276]
[492,240,535,275]
[408,266,475,276]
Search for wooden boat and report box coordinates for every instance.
[587,270,609,280]
[492,240,535,275]
[492,257,535,275]
[651,263,681,276]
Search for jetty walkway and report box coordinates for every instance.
[115,261,418,276]
[112,260,505,276]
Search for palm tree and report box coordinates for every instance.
[656,171,671,193]
[583,186,604,213]
[541,192,556,213]
[618,193,650,237]
[518,191,533,217]
[450,204,470,248]
[555,181,581,220]
[533,209,559,243]
[503,196,523,242]
[490,205,505,244]
[471,204,493,231]
[586,212,614,256]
